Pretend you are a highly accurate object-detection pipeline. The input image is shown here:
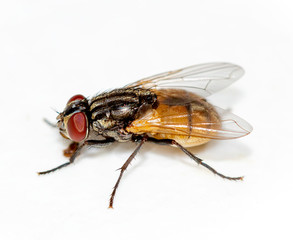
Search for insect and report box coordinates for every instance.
[38,62,252,208]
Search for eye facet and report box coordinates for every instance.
[67,112,88,142]
[67,94,85,104]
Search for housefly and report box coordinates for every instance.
[39,62,252,208]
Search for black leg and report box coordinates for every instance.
[147,138,243,181]
[85,138,115,147]
[109,136,148,208]
[38,138,115,175]
[38,142,85,175]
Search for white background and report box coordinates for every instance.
[1,1,292,239]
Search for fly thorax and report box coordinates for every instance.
[93,117,117,132]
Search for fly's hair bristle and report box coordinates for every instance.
[50,107,60,114]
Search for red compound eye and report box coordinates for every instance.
[67,94,85,104]
[67,112,87,142]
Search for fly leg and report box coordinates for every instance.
[147,138,243,181]
[63,142,79,158]
[38,142,84,175]
[38,138,115,175]
[109,136,148,208]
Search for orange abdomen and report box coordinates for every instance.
[127,89,221,147]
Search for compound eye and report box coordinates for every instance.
[67,94,85,104]
[67,112,88,142]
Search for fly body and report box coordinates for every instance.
[39,62,252,208]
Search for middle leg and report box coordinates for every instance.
[109,135,148,208]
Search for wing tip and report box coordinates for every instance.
[231,64,245,80]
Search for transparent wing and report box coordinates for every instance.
[128,106,252,140]
[125,62,244,97]
[210,106,253,139]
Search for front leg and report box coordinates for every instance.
[38,138,115,175]
[63,142,79,158]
